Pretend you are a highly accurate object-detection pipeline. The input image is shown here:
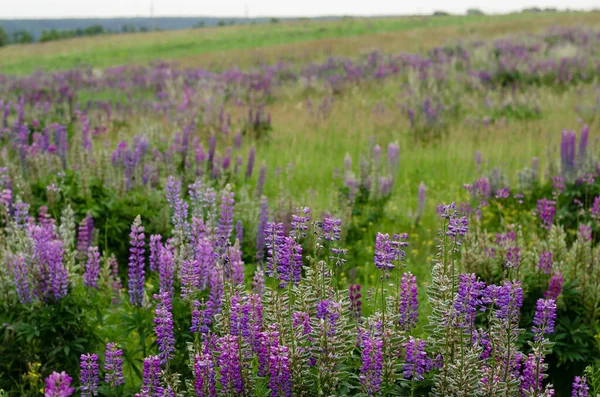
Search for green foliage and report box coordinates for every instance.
[0,26,6,47]
[0,289,103,394]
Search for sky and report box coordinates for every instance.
[1,0,598,19]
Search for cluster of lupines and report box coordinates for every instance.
[342,141,401,202]
[8,192,594,396]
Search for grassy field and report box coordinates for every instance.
[3,11,597,280]
[1,11,599,74]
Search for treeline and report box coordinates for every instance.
[0,19,248,47]
[0,24,158,46]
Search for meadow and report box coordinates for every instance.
[0,11,600,397]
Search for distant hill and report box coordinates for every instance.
[0,16,339,40]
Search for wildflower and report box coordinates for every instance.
[80,353,99,397]
[532,299,556,341]
[403,337,431,381]
[83,246,100,289]
[148,235,162,272]
[218,188,235,250]
[128,216,145,307]
[538,251,553,274]
[374,232,408,276]
[140,355,163,396]
[194,350,217,397]
[349,284,362,321]
[454,273,485,329]
[399,272,419,331]
[506,246,520,270]
[545,273,564,300]
[536,199,556,229]
[104,343,124,388]
[217,335,244,394]
[44,371,74,397]
[154,292,175,365]
[360,332,384,396]
[323,216,342,241]
[572,376,589,397]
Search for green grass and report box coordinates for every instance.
[1,11,599,75]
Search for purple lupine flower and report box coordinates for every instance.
[222,147,232,170]
[256,196,269,262]
[472,329,492,360]
[83,246,100,289]
[128,216,145,307]
[166,176,189,236]
[227,242,245,285]
[322,216,342,241]
[217,335,244,394]
[268,332,292,397]
[591,196,600,220]
[360,332,384,396]
[157,245,174,298]
[208,266,224,314]
[521,353,544,396]
[44,371,75,397]
[496,281,524,326]
[264,222,285,278]
[191,300,213,334]
[506,246,520,270]
[234,131,242,149]
[245,146,255,180]
[80,353,99,397]
[398,272,419,331]
[536,199,556,229]
[181,259,201,299]
[552,176,565,196]
[234,155,243,174]
[13,201,30,229]
[387,142,400,175]
[316,299,341,336]
[149,235,162,272]
[538,251,553,274]
[532,299,556,341]
[154,292,175,365]
[374,232,408,276]
[447,214,469,240]
[290,207,311,240]
[104,343,124,388]
[403,337,431,381]
[349,284,362,321]
[252,267,265,295]
[561,129,577,176]
[572,376,589,397]
[254,163,266,197]
[140,355,163,396]
[578,224,592,241]
[12,255,32,303]
[77,215,92,260]
[218,189,235,250]
[108,256,122,302]
[545,273,564,300]
[41,239,68,301]
[194,350,217,397]
[454,273,485,328]
[235,220,243,243]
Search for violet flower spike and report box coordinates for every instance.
[128,215,145,307]
[80,353,99,397]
